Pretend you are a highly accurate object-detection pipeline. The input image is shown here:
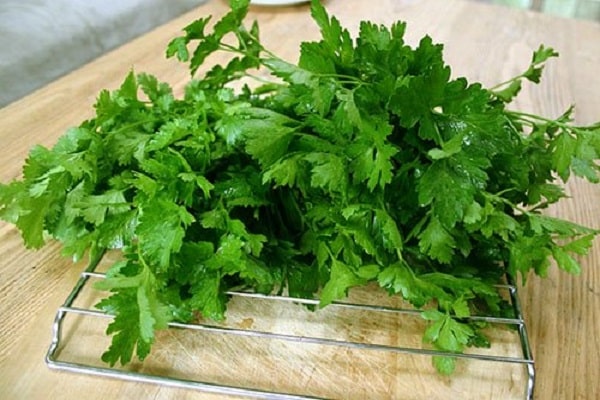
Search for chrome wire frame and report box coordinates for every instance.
[46,256,535,400]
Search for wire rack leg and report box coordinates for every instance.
[507,275,536,400]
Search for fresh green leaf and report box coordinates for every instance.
[418,216,456,264]
[320,259,366,307]
[552,245,582,275]
[1,0,598,375]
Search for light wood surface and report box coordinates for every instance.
[1,0,599,399]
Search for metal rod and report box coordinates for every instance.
[224,290,525,325]
[46,250,106,363]
[63,250,106,308]
[46,359,323,400]
[56,305,534,365]
[47,259,535,399]
[82,271,525,325]
[506,275,536,400]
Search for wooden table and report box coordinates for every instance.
[1,1,599,399]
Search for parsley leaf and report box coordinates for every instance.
[1,0,598,375]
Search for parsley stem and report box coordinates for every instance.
[100,118,160,136]
[313,73,363,85]
[508,110,599,132]
[136,245,155,279]
[490,77,520,91]
[243,72,286,87]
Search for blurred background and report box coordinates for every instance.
[482,0,600,21]
[0,0,208,108]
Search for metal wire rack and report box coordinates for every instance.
[46,255,535,400]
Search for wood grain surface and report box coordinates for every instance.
[1,0,599,399]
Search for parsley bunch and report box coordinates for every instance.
[1,0,599,374]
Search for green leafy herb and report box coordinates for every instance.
[1,0,599,374]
